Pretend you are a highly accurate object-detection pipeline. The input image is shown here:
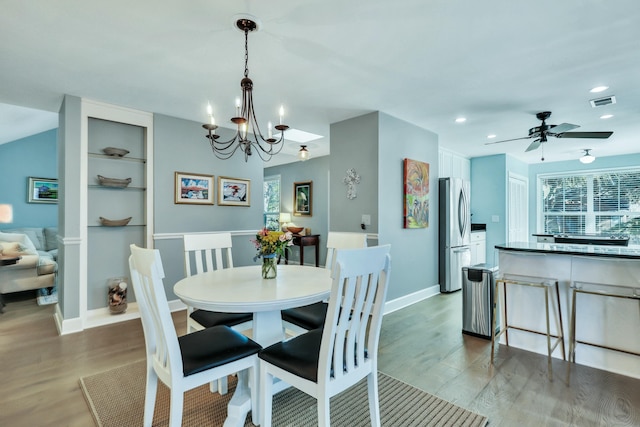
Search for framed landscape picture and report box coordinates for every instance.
[218,176,250,207]
[174,172,214,205]
[294,181,312,216]
[28,177,58,203]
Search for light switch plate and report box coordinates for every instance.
[362,214,371,226]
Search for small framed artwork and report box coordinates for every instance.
[218,176,250,207]
[403,158,430,229]
[174,172,214,205]
[28,177,58,204]
[294,181,312,216]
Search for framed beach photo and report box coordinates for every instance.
[28,177,58,203]
[174,172,214,205]
[218,176,250,207]
[293,181,312,216]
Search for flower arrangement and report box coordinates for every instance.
[252,228,294,279]
[252,228,294,261]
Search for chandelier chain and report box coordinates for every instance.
[201,17,289,162]
[244,29,249,78]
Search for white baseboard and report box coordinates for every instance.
[56,287,438,333]
[56,304,84,335]
[383,285,440,315]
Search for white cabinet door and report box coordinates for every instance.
[470,231,486,265]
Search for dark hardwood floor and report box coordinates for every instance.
[1,290,638,426]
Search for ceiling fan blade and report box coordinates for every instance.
[525,139,541,152]
[557,131,613,139]
[485,135,532,145]
[548,122,580,135]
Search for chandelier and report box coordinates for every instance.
[202,16,289,162]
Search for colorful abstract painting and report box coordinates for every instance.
[403,158,429,228]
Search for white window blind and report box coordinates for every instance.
[540,168,640,245]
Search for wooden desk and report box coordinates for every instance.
[285,234,320,267]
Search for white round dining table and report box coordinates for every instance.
[173,264,331,427]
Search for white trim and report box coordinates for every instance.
[55,303,83,335]
[153,230,260,241]
[383,284,440,315]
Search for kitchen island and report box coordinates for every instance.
[495,242,640,379]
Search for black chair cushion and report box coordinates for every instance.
[281,302,328,331]
[179,325,261,377]
[190,309,253,328]
[258,328,323,382]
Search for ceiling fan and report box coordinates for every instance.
[485,111,613,160]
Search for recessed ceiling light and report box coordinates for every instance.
[487,134,496,139]
[590,86,609,93]
[600,114,613,119]
[455,117,466,123]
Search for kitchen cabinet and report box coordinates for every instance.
[470,231,486,265]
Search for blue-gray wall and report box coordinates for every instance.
[152,114,267,299]
[378,112,439,301]
[0,129,58,229]
[527,152,640,236]
[264,155,330,266]
[471,152,640,263]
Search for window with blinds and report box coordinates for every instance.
[539,168,640,245]
[263,175,281,230]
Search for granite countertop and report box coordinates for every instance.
[495,241,640,259]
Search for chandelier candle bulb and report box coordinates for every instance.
[279,105,284,124]
[268,121,273,139]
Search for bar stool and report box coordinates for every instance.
[567,280,640,383]
[490,274,566,379]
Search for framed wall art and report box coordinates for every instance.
[28,177,58,204]
[403,158,430,229]
[174,172,214,205]
[293,181,312,216]
[218,176,250,207]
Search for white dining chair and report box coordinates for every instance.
[259,244,391,427]
[281,231,367,334]
[183,232,253,334]
[128,244,262,427]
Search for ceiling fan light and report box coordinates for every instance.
[580,149,595,164]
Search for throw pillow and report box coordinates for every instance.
[0,241,25,257]
[0,232,38,255]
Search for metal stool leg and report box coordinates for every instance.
[554,281,566,361]
[544,286,553,379]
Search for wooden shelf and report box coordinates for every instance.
[88,185,146,191]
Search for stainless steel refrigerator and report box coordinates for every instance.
[438,177,471,293]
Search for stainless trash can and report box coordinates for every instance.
[462,263,499,339]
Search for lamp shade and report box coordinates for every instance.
[0,204,13,223]
[279,213,292,223]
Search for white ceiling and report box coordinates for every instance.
[1,0,639,166]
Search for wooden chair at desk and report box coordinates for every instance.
[281,231,368,335]
[259,245,392,427]
[129,244,262,427]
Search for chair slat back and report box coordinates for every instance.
[183,233,234,277]
[129,244,183,379]
[319,245,391,386]
[325,232,367,271]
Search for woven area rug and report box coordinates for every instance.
[80,360,488,427]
